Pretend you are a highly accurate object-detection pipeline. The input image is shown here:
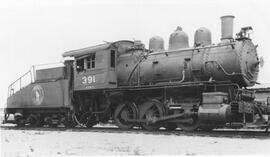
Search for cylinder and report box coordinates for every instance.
[220,15,235,40]
[149,36,164,52]
[198,104,231,124]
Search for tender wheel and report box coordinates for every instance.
[45,117,58,127]
[4,114,9,122]
[178,115,200,132]
[63,119,76,128]
[114,101,138,130]
[37,117,45,127]
[28,115,44,127]
[63,114,76,128]
[15,116,25,127]
[49,123,58,127]
[140,99,164,131]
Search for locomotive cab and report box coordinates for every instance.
[62,40,142,90]
[72,47,118,90]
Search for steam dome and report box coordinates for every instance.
[168,26,189,50]
[149,36,164,52]
[194,27,212,47]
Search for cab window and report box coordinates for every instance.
[85,53,95,69]
[76,53,96,72]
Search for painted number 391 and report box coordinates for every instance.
[82,75,96,84]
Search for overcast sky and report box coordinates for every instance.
[0,0,270,107]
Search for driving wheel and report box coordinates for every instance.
[140,99,164,131]
[114,101,138,129]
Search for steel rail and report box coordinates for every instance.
[1,125,269,139]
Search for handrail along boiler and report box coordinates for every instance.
[3,15,270,131]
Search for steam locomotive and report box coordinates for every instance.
[3,15,270,131]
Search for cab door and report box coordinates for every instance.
[107,49,117,87]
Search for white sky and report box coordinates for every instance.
[0,0,270,107]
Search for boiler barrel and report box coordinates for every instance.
[137,40,258,87]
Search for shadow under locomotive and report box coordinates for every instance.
[3,15,270,132]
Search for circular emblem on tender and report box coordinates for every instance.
[31,85,44,105]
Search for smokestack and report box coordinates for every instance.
[220,15,235,40]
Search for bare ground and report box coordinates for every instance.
[1,127,270,156]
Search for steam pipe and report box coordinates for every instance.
[205,60,259,84]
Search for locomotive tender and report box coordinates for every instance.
[4,15,270,131]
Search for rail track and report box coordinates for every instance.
[1,124,269,139]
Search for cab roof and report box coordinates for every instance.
[62,40,135,58]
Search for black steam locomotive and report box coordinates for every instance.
[3,15,270,131]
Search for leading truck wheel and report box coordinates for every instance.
[114,101,138,130]
[140,99,164,131]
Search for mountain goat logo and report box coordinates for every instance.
[31,85,44,105]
